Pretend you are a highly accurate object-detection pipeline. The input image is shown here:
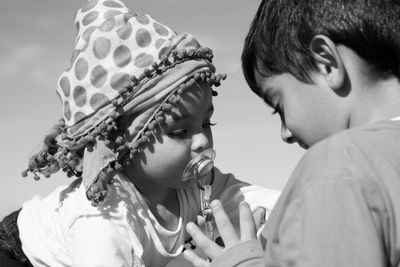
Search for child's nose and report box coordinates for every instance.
[281,124,296,144]
[191,132,211,151]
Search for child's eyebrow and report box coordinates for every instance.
[172,105,214,121]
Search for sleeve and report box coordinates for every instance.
[69,215,136,267]
[211,168,280,228]
[277,178,387,267]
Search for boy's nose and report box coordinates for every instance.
[281,124,296,144]
[191,132,211,151]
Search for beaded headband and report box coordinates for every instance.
[22,0,226,205]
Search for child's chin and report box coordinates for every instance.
[172,175,212,189]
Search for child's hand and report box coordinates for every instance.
[252,206,266,232]
[183,200,257,266]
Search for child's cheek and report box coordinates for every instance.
[171,140,194,169]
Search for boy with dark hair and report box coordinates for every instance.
[183,0,400,266]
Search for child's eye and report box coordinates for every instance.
[166,122,216,137]
[167,129,188,137]
[202,122,217,129]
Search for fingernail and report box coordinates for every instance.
[211,199,220,208]
[239,201,249,207]
[186,222,195,232]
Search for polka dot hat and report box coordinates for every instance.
[60,0,178,136]
[23,0,226,205]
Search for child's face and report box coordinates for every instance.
[255,72,346,148]
[125,83,215,189]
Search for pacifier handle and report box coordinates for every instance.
[195,167,205,190]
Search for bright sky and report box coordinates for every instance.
[0,0,304,218]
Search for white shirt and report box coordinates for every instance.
[18,168,280,267]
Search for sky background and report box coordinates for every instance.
[0,0,304,218]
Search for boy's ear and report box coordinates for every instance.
[309,35,345,90]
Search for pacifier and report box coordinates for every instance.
[181,148,216,188]
[182,149,216,241]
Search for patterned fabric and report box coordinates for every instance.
[58,0,176,136]
[24,0,225,205]
[0,210,32,266]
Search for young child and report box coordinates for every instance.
[183,0,400,266]
[0,0,280,266]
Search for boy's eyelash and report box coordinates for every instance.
[203,122,217,127]
[271,106,280,115]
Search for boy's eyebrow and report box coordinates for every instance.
[207,105,215,114]
[261,88,275,108]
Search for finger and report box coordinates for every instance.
[186,222,222,259]
[252,206,266,230]
[211,200,240,246]
[239,201,257,241]
[183,249,210,267]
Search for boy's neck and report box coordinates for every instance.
[349,76,400,126]
[339,47,400,127]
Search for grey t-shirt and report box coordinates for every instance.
[262,120,400,267]
[210,120,400,267]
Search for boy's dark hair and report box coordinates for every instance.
[242,0,400,96]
